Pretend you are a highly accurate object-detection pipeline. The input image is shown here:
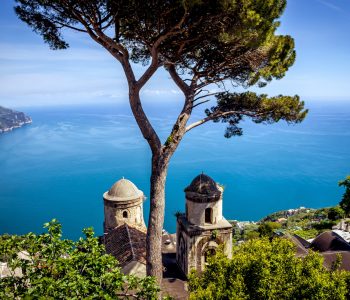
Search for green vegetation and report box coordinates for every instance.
[232,205,345,243]
[328,206,345,221]
[0,220,159,299]
[261,207,340,240]
[339,176,350,216]
[293,228,319,240]
[232,176,350,243]
[258,221,282,238]
[232,222,259,242]
[189,238,350,299]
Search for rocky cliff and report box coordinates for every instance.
[0,106,32,133]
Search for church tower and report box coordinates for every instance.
[103,178,146,233]
[176,173,232,276]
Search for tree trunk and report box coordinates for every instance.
[127,82,192,286]
[146,154,169,284]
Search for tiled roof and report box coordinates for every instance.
[310,231,350,252]
[286,234,309,256]
[288,231,350,271]
[103,224,146,266]
[322,251,350,271]
[185,173,220,195]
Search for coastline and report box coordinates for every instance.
[0,119,32,133]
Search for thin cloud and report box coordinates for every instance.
[316,0,343,12]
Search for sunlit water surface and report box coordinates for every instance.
[1,101,350,239]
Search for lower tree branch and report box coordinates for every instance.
[185,110,268,132]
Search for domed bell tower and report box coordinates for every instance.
[176,173,232,276]
[103,178,146,233]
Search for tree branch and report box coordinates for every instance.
[193,92,220,102]
[185,110,268,132]
[137,48,160,88]
[167,65,189,95]
[55,21,87,33]
[191,99,210,109]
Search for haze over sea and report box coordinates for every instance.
[1,100,350,240]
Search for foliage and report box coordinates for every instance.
[231,222,259,242]
[339,176,350,216]
[14,0,307,138]
[189,238,350,300]
[260,206,341,240]
[244,230,260,241]
[312,220,337,231]
[0,220,160,299]
[211,230,219,240]
[293,229,319,240]
[173,211,184,218]
[258,221,281,238]
[206,92,307,138]
[328,206,345,221]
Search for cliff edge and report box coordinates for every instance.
[0,106,32,133]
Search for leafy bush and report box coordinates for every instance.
[293,229,319,240]
[0,219,159,299]
[258,222,282,238]
[328,206,345,221]
[189,238,350,300]
[312,220,337,230]
[339,176,350,216]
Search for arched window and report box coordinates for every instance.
[123,211,128,218]
[205,208,212,224]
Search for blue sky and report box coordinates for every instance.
[0,0,350,108]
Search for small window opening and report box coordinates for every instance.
[205,208,212,224]
[123,211,128,218]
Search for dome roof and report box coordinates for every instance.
[185,173,220,195]
[310,231,350,252]
[104,178,143,201]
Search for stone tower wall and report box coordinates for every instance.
[176,215,233,276]
[104,197,145,232]
[186,198,223,226]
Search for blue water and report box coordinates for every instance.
[1,101,350,240]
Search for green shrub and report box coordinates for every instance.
[189,238,350,300]
[0,220,159,299]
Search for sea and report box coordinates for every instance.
[1,100,350,240]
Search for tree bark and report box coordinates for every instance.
[145,93,194,284]
[146,154,169,282]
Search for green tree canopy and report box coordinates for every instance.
[339,176,350,216]
[328,206,345,221]
[258,221,282,238]
[189,238,350,300]
[0,220,159,299]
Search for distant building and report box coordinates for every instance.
[102,178,147,276]
[176,173,232,276]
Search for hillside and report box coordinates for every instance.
[231,206,342,242]
[0,106,32,133]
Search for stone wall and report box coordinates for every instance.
[104,197,145,232]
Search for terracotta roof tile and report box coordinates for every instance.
[103,224,146,266]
